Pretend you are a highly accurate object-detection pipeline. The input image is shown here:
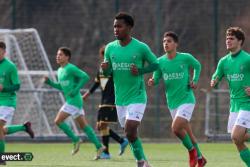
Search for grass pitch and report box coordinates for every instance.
[6,142,244,167]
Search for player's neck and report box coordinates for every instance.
[166,50,177,59]
[230,47,241,55]
[60,62,69,67]
[0,56,5,62]
[119,36,132,46]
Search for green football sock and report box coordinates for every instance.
[181,134,194,151]
[240,148,250,166]
[129,138,147,161]
[57,122,79,143]
[6,125,26,134]
[0,140,5,153]
[194,143,202,158]
[83,125,102,149]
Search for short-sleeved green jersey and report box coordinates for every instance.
[49,63,89,109]
[153,52,201,110]
[0,58,20,107]
[104,38,158,106]
[212,50,250,111]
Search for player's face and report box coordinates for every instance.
[163,36,177,53]
[56,50,69,65]
[113,19,131,40]
[226,35,242,52]
[0,48,6,60]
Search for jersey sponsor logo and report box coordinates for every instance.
[60,80,70,86]
[240,65,245,72]
[112,62,132,71]
[163,72,184,81]
[226,74,244,81]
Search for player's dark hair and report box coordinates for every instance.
[163,31,179,43]
[115,12,134,27]
[59,47,71,60]
[226,27,245,46]
[0,41,6,50]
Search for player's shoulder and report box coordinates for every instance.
[158,54,166,61]
[106,40,119,49]
[132,38,150,48]
[177,52,193,57]
[4,58,17,68]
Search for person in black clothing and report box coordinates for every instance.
[83,45,128,159]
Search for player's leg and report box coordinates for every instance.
[75,114,104,159]
[97,122,111,159]
[121,104,150,167]
[0,106,15,165]
[186,124,206,167]
[171,104,197,167]
[0,120,6,165]
[4,121,34,138]
[100,106,128,156]
[55,104,80,155]
[231,110,250,166]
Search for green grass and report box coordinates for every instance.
[5,142,245,167]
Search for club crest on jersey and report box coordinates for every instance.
[240,65,244,72]
[180,64,184,69]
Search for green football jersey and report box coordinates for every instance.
[47,63,89,109]
[0,58,20,107]
[104,38,158,106]
[212,50,250,112]
[153,52,201,110]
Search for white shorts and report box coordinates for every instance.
[170,104,195,121]
[116,103,146,128]
[235,110,250,129]
[0,106,15,124]
[60,103,85,119]
[227,112,238,133]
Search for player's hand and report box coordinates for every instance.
[210,77,218,88]
[130,64,139,75]
[245,86,250,96]
[189,81,197,89]
[147,78,154,87]
[43,76,49,83]
[0,84,3,92]
[100,61,109,70]
[82,92,89,101]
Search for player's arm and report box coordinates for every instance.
[131,44,159,75]
[101,46,112,76]
[0,65,20,92]
[211,59,224,88]
[187,54,201,89]
[82,73,100,100]
[70,67,90,97]
[148,67,162,87]
[44,76,63,90]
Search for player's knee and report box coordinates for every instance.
[125,131,137,142]
[171,125,180,136]
[54,119,61,126]
[231,133,243,145]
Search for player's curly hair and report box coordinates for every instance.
[115,12,134,27]
[226,27,245,46]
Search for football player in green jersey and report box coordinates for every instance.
[44,47,104,160]
[101,12,158,167]
[211,27,250,166]
[148,31,206,167]
[0,41,34,165]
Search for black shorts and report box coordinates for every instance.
[97,106,118,123]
